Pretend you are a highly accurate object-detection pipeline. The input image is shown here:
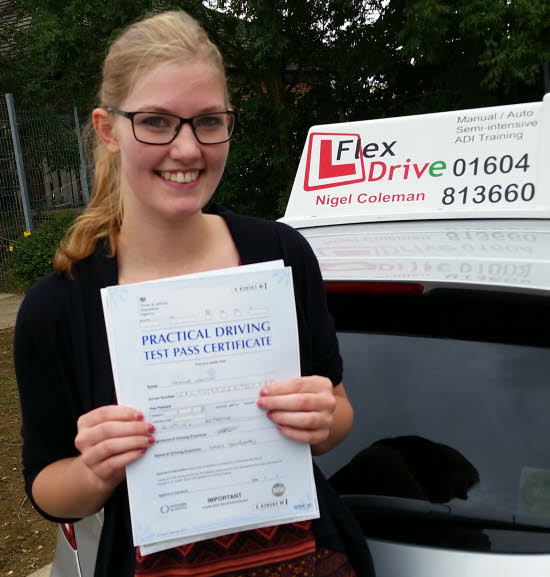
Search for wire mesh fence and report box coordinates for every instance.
[0,95,89,290]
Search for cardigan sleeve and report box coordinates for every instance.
[14,273,82,522]
[273,221,343,387]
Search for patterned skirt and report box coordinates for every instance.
[134,521,356,577]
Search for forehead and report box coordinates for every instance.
[123,59,227,113]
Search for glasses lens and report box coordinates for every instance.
[193,112,235,144]
[133,112,179,144]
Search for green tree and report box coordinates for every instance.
[363,0,550,118]
[2,0,548,218]
[204,0,382,217]
[1,0,205,109]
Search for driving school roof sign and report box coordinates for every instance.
[281,94,550,228]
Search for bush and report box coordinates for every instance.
[7,211,76,291]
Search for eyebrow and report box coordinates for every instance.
[134,105,226,115]
[134,106,173,114]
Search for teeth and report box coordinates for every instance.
[159,170,199,183]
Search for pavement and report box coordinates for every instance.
[1,293,51,577]
[27,564,52,577]
[0,292,24,329]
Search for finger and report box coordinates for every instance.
[92,448,149,483]
[258,392,336,413]
[81,434,154,469]
[267,410,332,431]
[259,376,333,397]
[77,405,143,429]
[76,420,154,452]
[275,424,330,445]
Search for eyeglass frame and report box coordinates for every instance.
[106,107,236,145]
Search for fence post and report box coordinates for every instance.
[5,93,33,232]
[73,106,90,205]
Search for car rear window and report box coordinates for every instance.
[315,289,550,553]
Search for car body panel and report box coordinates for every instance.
[368,539,550,577]
[73,513,103,577]
[50,525,81,577]
[298,218,550,294]
[50,514,102,577]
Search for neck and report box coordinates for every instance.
[117,210,217,282]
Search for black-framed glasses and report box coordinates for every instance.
[106,107,235,145]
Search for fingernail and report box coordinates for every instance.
[136,412,144,421]
[260,387,268,396]
[257,398,265,408]
[266,411,273,419]
[147,436,155,445]
[147,423,155,433]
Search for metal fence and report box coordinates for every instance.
[0,94,90,289]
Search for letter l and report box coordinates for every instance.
[318,140,356,179]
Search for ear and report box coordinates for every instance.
[93,108,120,153]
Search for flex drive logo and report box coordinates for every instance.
[304,133,365,191]
[304,132,446,192]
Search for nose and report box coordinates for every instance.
[168,122,202,160]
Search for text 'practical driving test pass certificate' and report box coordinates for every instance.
[101,261,319,555]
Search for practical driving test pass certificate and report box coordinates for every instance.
[101,261,319,555]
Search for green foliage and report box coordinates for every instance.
[6,212,76,291]
[1,0,205,110]
[2,0,548,219]
[207,0,383,217]
[373,0,550,116]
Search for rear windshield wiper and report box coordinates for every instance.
[340,494,550,533]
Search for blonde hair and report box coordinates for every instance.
[54,10,228,275]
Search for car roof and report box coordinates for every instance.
[296,218,550,295]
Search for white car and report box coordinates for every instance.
[284,94,550,576]
[306,217,550,577]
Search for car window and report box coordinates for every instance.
[315,290,550,553]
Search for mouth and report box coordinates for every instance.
[156,170,200,184]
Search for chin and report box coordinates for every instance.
[161,198,211,220]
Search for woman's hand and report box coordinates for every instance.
[256,377,353,455]
[74,405,154,494]
[32,405,155,519]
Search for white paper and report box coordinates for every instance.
[101,261,319,553]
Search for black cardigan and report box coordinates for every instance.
[15,206,373,577]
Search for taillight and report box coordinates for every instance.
[324,281,424,295]
[60,522,77,550]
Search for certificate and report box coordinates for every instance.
[101,261,319,554]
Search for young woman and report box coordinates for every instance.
[15,10,372,577]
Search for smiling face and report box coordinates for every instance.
[110,59,230,225]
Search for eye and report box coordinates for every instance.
[135,114,174,130]
[194,114,224,129]
[145,116,167,127]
